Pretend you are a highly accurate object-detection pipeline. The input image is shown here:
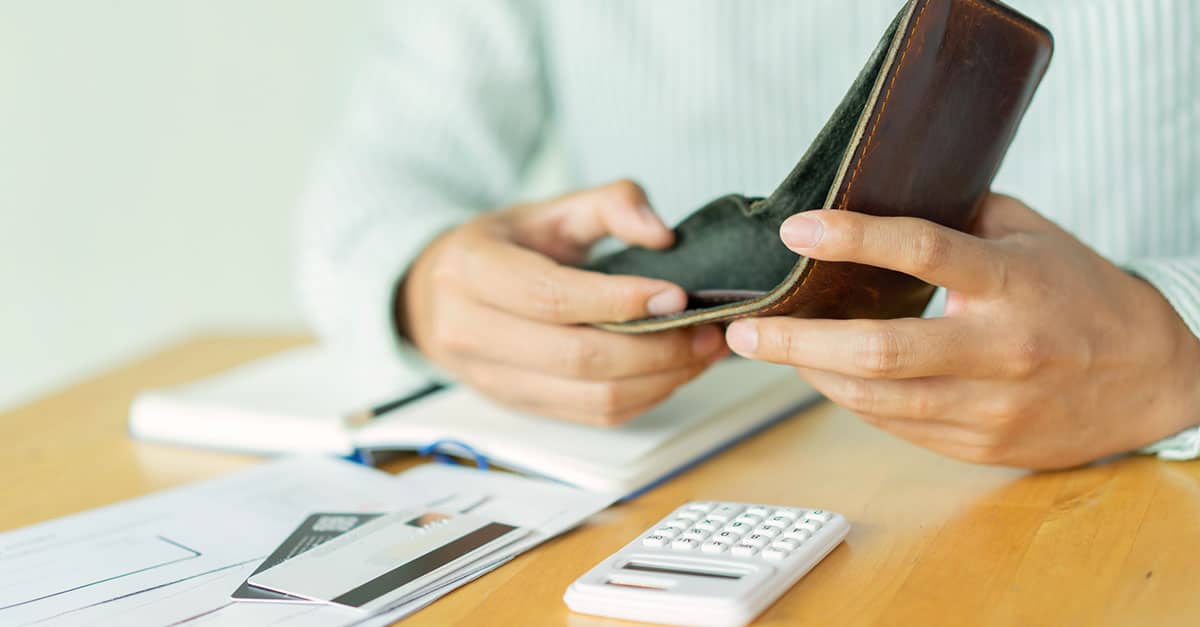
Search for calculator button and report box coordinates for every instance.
[784,528,812,542]
[692,518,721,531]
[771,509,801,520]
[771,538,801,552]
[762,515,792,529]
[668,518,694,529]
[653,526,681,539]
[761,548,788,561]
[745,506,771,517]
[714,529,741,542]
[686,502,716,512]
[724,521,752,533]
[675,509,702,520]
[796,519,823,532]
[682,528,710,541]
[731,544,759,557]
[642,535,670,548]
[742,533,771,548]
[671,537,700,551]
[733,514,763,526]
[753,525,781,539]
[701,540,730,554]
[805,509,834,522]
[708,505,742,520]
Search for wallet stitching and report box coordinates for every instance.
[836,0,930,213]
[841,2,1041,191]
[754,0,930,318]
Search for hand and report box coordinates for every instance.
[398,180,728,425]
[725,194,1200,468]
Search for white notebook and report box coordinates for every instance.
[129,347,821,496]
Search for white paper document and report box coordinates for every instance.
[0,457,614,626]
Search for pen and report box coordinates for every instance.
[343,382,447,428]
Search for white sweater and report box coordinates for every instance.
[295,1,1199,447]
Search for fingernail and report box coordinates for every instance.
[647,288,686,316]
[691,325,722,356]
[780,215,824,249]
[725,321,758,355]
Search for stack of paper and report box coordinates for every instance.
[0,457,614,626]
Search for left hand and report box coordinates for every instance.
[725,194,1200,469]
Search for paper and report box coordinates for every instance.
[0,457,413,625]
[357,358,798,467]
[129,346,432,455]
[1,457,614,626]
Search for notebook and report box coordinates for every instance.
[129,347,821,496]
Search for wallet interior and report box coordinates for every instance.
[585,12,902,320]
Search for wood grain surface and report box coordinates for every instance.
[2,336,1197,626]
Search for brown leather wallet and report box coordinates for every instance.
[588,0,1053,333]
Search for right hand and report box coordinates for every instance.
[397,180,728,425]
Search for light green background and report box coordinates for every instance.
[0,1,376,408]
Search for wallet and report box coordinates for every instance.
[586,0,1053,333]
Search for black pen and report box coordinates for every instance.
[343,382,447,428]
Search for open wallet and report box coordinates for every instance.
[586,0,1053,333]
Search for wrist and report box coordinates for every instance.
[393,255,431,351]
[1141,280,1200,442]
[393,276,414,344]
[1169,332,1200,431]
[393,229,454,350]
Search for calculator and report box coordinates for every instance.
[564,501,849,627]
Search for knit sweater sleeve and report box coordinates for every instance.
[295,0,547,383]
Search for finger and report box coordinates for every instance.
[459,358,713,426]
[453,235,688,323]
[511,179,674,261]
[793,366,960,421]
[726,316,996,379]
[553,179,674,249]
[779,209,1008,295]
[444,301,727,379]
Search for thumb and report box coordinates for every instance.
[509,179,675,263]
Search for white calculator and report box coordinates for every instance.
[564,501,849,627]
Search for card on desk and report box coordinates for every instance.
[232,512,383,602]
[246,509,529,613]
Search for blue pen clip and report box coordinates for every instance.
[417,439,490,470]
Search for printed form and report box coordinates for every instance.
[0,457,613,626]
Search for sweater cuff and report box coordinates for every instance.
[1126,257,1200,460]
[1138,427,1200,461]
[1126,257,1200,340]
[306,210,468,386]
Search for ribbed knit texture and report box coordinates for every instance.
[296,1,1199,446]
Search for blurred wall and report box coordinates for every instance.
[0,1,376,409]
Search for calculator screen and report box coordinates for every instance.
[622,561,744,580]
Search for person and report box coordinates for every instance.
[296,1,1200,469]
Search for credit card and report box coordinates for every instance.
[246,510,528,612]
[232,512,383,602]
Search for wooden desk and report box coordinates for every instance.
[3,336,1198,626]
